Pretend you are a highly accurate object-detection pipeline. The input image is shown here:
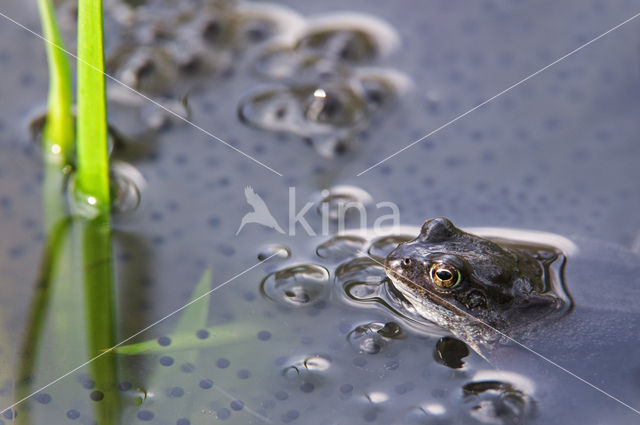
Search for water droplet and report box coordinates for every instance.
[260,264,329,307]
[316,235,366,261]
[110,161,145,215]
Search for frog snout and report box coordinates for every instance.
[385,246,414,276]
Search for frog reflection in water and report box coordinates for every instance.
[384,217,569,352]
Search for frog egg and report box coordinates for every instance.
[257,244,291,261]
[316,185,373,222]
[353,67,412,109]
[118,47,177,94]
[347,321,402,354]
[234,2,306,45]
[315,235,366,261]
[335,256,386,286]
[253,43,350,80]
[238,83,367,135]
[367,234,415,258]
[260,264,330,307]
[462,375,535,425]
[296,13,400,63]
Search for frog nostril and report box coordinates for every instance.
[402,258,412,267]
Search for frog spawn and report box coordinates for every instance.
[104,0,307,128]
[240,12,410,157]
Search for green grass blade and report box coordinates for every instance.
[36,0,74,165]
[174,269,212,334]
[76,0,110,213]
[113,323,263,355]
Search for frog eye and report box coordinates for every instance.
[429,263,461,288]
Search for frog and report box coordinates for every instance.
[383,217,571,349]
[383,217,640,423]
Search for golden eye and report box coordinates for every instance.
[429,264,461,288]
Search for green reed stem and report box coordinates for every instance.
[36,0,74,165]
[76,0,110,213]
[81,215,119,425]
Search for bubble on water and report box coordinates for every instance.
[434,337,470,369]
[260,264,330,307]
[316,235,366,260]
[110,160,145,215]
[368,234,414,258]
[347,321,402,354]
[258,244,291,261]
[463,379,535,425]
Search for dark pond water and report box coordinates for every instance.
[1,0,640,424]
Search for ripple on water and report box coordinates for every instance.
[260,264,330,307]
